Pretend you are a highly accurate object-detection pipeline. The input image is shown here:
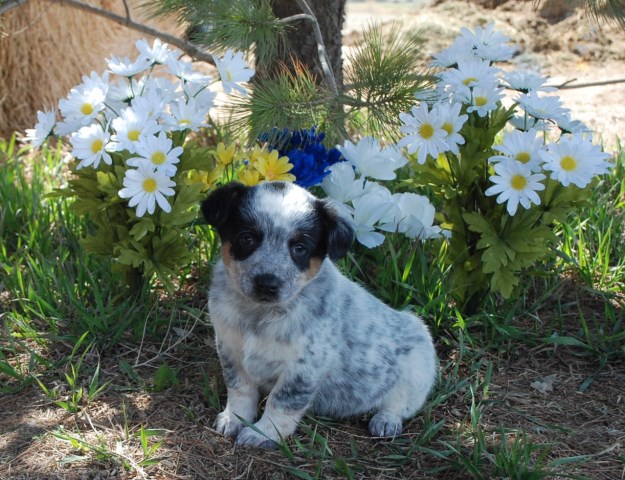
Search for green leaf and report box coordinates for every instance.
[152,363,179,392]
[96,171,120,197]
[0,362,21,379]
[80,234,115,256]
[481,242,514,273]
[161,183,204,227]
[490,266,518,299]
[118,359,141,384]
[115,241,150,269]
[129,218,155,241]
[463,212,498,240]
[178,143,217,173]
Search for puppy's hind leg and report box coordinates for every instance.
[368,410,404,438]
[368,382,430,438]
[369,343,437,438]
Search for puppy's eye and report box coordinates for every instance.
[290,242,310,257]
[236,232,257,249]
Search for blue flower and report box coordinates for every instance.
[259,127,343,187]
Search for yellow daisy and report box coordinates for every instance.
[254,149,295,182]
[185,166,224,191]
[238,166,262,186]
[213,142,237,166]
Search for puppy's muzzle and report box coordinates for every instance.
[253,273,282,302]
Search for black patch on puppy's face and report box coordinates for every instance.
[201,182,355,303]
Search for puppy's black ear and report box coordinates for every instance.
[318,200,355,262]
[200,182,248,233]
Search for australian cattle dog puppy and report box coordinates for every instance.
[201,181,437,448]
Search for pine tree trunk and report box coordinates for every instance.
[270,0,346,89]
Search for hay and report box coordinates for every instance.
[0,0,172,138]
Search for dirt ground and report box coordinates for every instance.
[1,1,624,479]
[1,290,623,479]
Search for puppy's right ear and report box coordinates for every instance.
[317,199,355,262]
[200,182,248,233]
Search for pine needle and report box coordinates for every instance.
[226,62,343,145]
[343,22,435,141]
[141,0,288,66]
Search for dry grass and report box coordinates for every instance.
[0,0,173,139]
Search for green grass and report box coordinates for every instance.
[1,134,624,478]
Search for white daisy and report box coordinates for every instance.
[107,77,138,112]
[127,131,183,177]
[397,103,449,164]
[436,101,468,154]
[440,59,500,95]
[110,108,161,154]
[118,162,176,217]
[25,109,56,148]
[457,22,517,62]
[140,75,181,105]
[70,123,113,170]
[508,112,549,133]
[431,38,468,68]
[58,84,107,127]
[54,118,84,137]
[213,50,255,96]
[164,97,208,132]
[79,71,110,95]
[337,137,407,181]
[485,159,546,216]
[166,57,211,84]
[414,87,443,105]
[541,134,611,188]
[135,38,179,65]
[107,55,152,77]
[130,88,168,122]
[517,92,570,123]
[503,70,556,94]
[489,128,545,172]
[184,81,217,111]
[556,113,591,134]
[457,85,504,117]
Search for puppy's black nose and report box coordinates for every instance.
[253,274,281,299]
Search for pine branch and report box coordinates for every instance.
[343,22,434,141]
[226,62,347,144]
[144,0,286,66]
[584,0,625,29]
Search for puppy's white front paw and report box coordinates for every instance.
[214,411,244,438]
[369,412,403,438]
[235,426,278,449]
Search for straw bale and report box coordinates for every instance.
[0,0,176,138]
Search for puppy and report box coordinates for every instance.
[201,181,437,448]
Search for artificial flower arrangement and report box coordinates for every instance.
[394,23,612,305]
[27,23,612,308]
[253,24,612,307]
[26,37,436,293]
[27,39,257,292]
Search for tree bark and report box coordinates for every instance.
[270,0,346,88]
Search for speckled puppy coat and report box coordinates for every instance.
[201,181,438,448]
